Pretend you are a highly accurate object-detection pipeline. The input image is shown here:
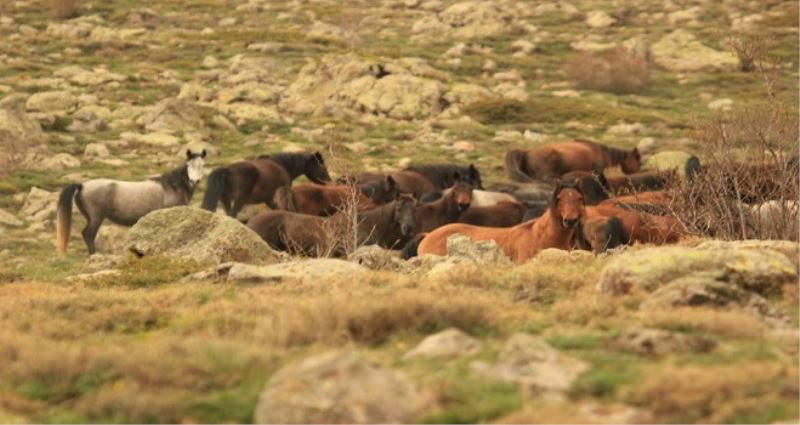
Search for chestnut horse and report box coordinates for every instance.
[505,139,641,182]
[413,181,587,262]
[582,204,685,248]
[247,194,417,256]
[202,151,331,217]
[354,164,482,198]
[274,176,400,216]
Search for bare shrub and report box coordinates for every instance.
[723,34,771,72]
[564,47,650,95]
[52,0,80,20]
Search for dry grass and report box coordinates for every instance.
[0,130,34,179]
[626,362,798,423]
[639,307,767,339]
[51,0,79,20]
[564,48,650,95]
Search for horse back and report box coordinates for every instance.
[389,171,437,198]
[81,179,165,226]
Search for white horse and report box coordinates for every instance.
[56,149,206,255]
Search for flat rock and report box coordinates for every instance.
[649,29,738,72]
[614,327,715,356]
[404,328,482,359]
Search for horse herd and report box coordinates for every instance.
[54,139,788,263]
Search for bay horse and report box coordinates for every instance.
[581,204,685,247]
[505,139,641,182]
[247,194,417,256]
[414,180,474,233]
[412,181,587,262]
[273,176,399,217]
[56,149,207,255]
[201,151,331,217]
[354,164,482,198]
[457,201,527,227]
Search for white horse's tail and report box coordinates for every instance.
[56,184,81,255]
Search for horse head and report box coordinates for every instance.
[360,175,400,205]
[306,151,332,184]
[551,180,585,229]
[622,147,642,174]
[394,193,417,237]
[186,149,207,186]
[448,177,474,213]
[467,164,484,189]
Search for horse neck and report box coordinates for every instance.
[531,208,576,251]
[268,155,305,179]
[602,145,629,167]
[357,202,395,238]
[157,164,193,199]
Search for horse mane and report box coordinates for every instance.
[155,163,193,196]
[257,152,311,176]
[405,163,472,189]
[574,139,631,165]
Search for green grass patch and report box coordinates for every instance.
[464,97,666,126]
[86,255,203,288]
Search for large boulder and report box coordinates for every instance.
[695,240,799,268]
[128,207,280,265]
[596,246,796,297]
[446,234,511,264]
[138,98,221,134]
[254,350,425,424]
[0,208,23,227]
[643,150,696,176]
[19,187,58,222]
[25,91,78,115]
[0,94,46,144]
[471,333,588,395]
[649,29,738,72]
[412,1,522,40]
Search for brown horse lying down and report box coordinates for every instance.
[414,181,586,262]
[202,152,331,216]
[247,194,417,256]
[354,164,483,198]
[605,170,675,194]
[414,180,474,232]
[505,139,641,182]
[274,176,400,216]
[458,201,528,227]
[581,204,685,248]
[693,158,799,203]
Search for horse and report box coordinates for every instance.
[605,170,675,194]
[411,180,587,262]
[272,176,399,217]
[581,204,685,247]
[247,194,417,256]
[505,139,641,182]
[201,151,331,217]
[414,180,474,233]
[457,201,528,227]
[354,164,482,198]
[56,150,207,255]
[419,188,519,207]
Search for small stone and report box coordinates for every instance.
[585,10,616,28]
[83,143,110,158]
[218,17,237,27]
[202,55,219,68]
[707,98,734,111]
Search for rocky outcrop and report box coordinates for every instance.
[19,187,58,223]
[254,350,425,424]
[649,30,738,72]
[405,328,482,359]
[128,207,280,265]
[412,1,523,40]
[445,234,511,264]
[0,94,46,145]
[613,327,715,356]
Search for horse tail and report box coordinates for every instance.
[56,184,82,255]
[202,167,229,211]
[400,233,426,260]
[273,185,297,212]
[505,150,534,182]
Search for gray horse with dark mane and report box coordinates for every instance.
[56,149,207,255]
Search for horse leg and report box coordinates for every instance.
[82,216,104,255]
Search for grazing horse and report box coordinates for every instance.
[202,151,331,217]
[247,194,417,256]
[56,150,207,255]
[273,176,399,217]
[354,164,482,198]
[413,181,587,262]
[505,139,641,182]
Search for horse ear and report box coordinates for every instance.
[453,171,462,182]
[386,175,397,189]
[313,151,324,163]
[186,149,193,159]
[632,147,640,159]
[201,149,207,158]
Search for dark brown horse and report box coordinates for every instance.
[413,181,587,262]
[202,152,331,216]
[247,194,417,256]
[458,201,528,227]
[273,176,400,217]
[505,139,641,182]
[414,180,474,233]
[354,164,482,198]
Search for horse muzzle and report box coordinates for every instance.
[401,223,415,237]
[562,218,579,229]
[457,202,471,212]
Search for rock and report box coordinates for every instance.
[404,328,482,359]
[128,206,280,265]
[348,245,411,272]
[94,224,128,254]
[613,327,715,356]
[596,246,796,297]
[308,20,346,41]
[412,1,521,40]
[446,234,511,264]
[218,17,237,27]
[19,187,58,222]
[0,93,46,145]
[25,91,78,114]
[247,42,285,53]
[121,132,181,147]
[649,29,738,72]
[637,137,655,154]
[243,259,367,282]
[695,240,800,268]
[667,6,701,26]
[472,333,588,395]
[707,98,733,111]
[83,142,110,158]
[643,150,695,175]
[38,153,81,171]
[585,10,616,28]
[606,122,644,136]
[81,254,122,274]
[255,350,425,424]
[570,35,618,52]
[551,89,580,98]
[0,208,23,227]
[139,98,218,134]
[68,105,111,132]
[202,55,219,68]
